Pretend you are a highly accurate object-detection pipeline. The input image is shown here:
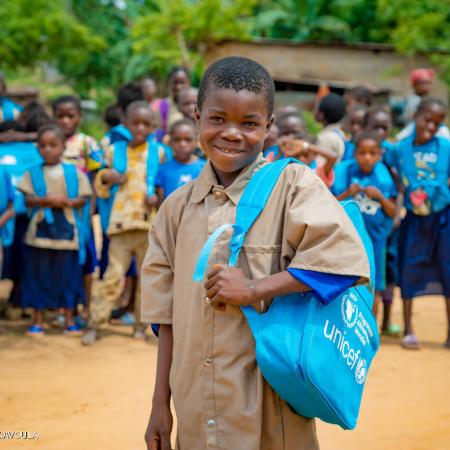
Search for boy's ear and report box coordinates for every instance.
[194,106,201,127]
[265,115,275,137]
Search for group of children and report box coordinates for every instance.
[0,63,449,353]
[0,57,449,449]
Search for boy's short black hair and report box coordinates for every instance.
[318,93,346,124]
[104,104,122,128]
[354,129,381,150]
[198,57,275,117]
[416,97,448,115]
[125,100,152,119]
[37,122,66,142]
[275,111,304,127]
[346,86,372,106]
[52,95,81,114]
[364,106,391,126]
[117,82,144,113]
[169,118,195,136]
[168,66,190,80]
[22,101,51,132]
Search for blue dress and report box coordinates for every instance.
[332,160,397,291]
[389,134,450,298]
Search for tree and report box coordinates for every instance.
[0,0,104,75]
[131,0,256,81]
[376,0,450,88]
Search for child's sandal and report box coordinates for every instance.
[64,324,82,336]
[401,334,420,350]
[26,325,45,337]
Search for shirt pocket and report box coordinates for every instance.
[239,244,282,280]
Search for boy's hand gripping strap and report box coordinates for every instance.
[193,158,300,281]
[29,164,54,224]
[62,163,90,265]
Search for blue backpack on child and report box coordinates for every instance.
[0,167,14,247]
[28,163,91,265]
[193,158,379,430]
[97,140,163,234]
[332,159,395,239]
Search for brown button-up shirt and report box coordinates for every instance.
[141,154,370,450]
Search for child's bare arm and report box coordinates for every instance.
[204,265,312,310]
[309,143,337,176]
[145,324,173,450]
[364,186,396,218]
[0,202,15,229]
[336,183,361,201]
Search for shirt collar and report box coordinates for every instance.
[189,153,268,205]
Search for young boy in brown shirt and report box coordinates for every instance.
[141,57,370,450]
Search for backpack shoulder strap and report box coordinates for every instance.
[113,140,128,174]
[146,141,161,196]
[193,158,300,281]
[331,159,354,196]
[62,163,90,265]
[29,164,54,224]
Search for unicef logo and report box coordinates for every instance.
[341,293,358,328]
[355,359,367,384]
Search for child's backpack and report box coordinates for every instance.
[28,163,91,264]
[97,140,163,234]
[332,159,395,238]
[1,97,23,122]
[400,134,450,214]
[0,167,14,247]
[193,158,379,430]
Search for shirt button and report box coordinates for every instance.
[204,358,213,367]
[213,190,222,199]
[207,419,216,427]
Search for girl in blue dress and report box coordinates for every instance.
[386,98,450,349]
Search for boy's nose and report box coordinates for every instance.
[221,126,242,141]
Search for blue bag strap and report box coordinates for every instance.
[146,141,161,196]
[193,158,300,281]
[62,163,90,265]
[2,98,19,122]
[29,164,54,224]
[0,169,14,246]
[193,224,244,281]
[229,158,300,266]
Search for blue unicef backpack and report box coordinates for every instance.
[193,158,379,430]
[29,163,91,265]
[97,140,164,233]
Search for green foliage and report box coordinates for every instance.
[0,0,104,72]
[132,0,256,81]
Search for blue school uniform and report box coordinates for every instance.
[389,134,450,298]
[155,158,205,199]
[0,97,23,123]
[332,159,397,291]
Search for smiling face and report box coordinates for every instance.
[125,107,153,147]
[170,70,190,99]
[170,124,196,163]
[348,109,366,138]
[178,88,198,121]
[366,111,391,141]
[414,103,446,145]
[354,138,381,174]
[38,130,65,165]
[195,87,273,187]
[54,102,81,137]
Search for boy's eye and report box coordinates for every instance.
[243,121,258,127]
[210,116,224,123]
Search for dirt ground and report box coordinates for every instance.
[0,290,449,450]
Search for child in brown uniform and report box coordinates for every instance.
[141,57,370,450]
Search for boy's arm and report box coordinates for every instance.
[205,265,311,310]
[309,143,337,176]
[25,193,67,209]
[0,202,15,229]
[364,186,396,218]
[336,183,361,201]
[145,324,173,450]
